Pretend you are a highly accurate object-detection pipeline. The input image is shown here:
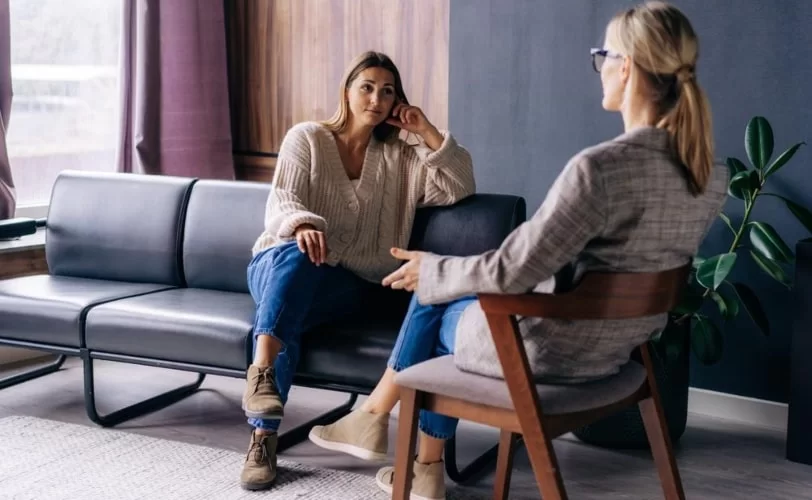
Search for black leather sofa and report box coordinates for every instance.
[0,170,526,481]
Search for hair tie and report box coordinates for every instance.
[675,65,695,83]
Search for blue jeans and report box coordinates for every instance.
[388,294,477,440]
[246,241,376,432]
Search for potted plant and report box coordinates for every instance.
[575,116,810,449]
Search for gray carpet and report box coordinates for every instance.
[0,416,482,499]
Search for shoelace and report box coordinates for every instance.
[247,440,268,464]
[252,367,276,394]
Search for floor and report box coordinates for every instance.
[1,357,811,499]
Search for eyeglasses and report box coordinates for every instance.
[590,48,623,73]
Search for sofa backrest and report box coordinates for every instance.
[181,180,270,293]
[409,194,527,256]
[46,170,194,285]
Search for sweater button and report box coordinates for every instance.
[340,233,352,243]
[347,201,358,212]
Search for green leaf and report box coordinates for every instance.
[696,253,737,290]
[773,195,812,235]
[764,142,805,178]
[749,249,791,287]
[726,157,748,177]
[691,256,706,270]
[711,287,739,320]
[691,315,724,364]
[748,221,794,263]
[728,170,760,200]
[732,282,771,336]
[718,212,736,234]
[720,286,740,318]
[710,291,728,318]
[745,116,774,170]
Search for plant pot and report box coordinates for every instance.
[572,319,690,449]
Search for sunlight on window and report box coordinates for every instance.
[8,0,121,206]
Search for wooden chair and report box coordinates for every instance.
[391,265,690,500]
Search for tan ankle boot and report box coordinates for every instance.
[375,460,446,500]
[243,364,284,419]
[308,409,389,461]
[240,430,278,491]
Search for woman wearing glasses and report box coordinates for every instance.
[310,2,728,498]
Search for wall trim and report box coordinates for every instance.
[688,387,788,432]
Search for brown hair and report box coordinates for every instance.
[321,51,409,143]
[607,1,714,195]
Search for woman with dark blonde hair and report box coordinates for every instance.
[239,51,475,490]
[311,3,727,498]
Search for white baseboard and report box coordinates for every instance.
[688,387,788,432]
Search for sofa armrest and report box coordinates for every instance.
[408,194,526,257]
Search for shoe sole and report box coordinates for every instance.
[307,429,388,462]
[243,405,284,420]
[240,478,276,491]
[375,476,441,500]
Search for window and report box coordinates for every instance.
[8,0,122,208]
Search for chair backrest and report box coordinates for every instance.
[409,194,526,256]
[181,180,270,293]
[479,265,691,321]
[46,170,194,285]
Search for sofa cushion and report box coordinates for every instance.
[84,288,255,370]
[0,275,171,348]
[182,180,270,293]
[394,355,647,415]
[46,170,194,285]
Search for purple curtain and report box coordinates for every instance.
[116,0,234,179]
[0,0,16,219]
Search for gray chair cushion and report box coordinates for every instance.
[46,170,194,285]
[0,275,171,348]
[84,288,255,370]
[182,180,270,293]
[394,355,647,415]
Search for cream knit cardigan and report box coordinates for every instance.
[252,122,476,283]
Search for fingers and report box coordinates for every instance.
[296,232,307,254]
[304,232,319,264]
[390,247,418,261]
[382,267,401,287]
[317,232,327,265]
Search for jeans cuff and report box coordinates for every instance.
[418,421,454,441]
[248,418,280,432]
[387,360,406,372]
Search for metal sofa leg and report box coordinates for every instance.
[0,355,67,390]
[444,435,505,485]
[83,356,206,427]
[277,392,358,452]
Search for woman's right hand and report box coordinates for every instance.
[294,224,327,266]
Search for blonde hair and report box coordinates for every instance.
[607,1,713,195]
[321,51,409,143]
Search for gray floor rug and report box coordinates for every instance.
[0,416,483,499]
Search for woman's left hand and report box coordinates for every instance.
[382,247,425,292]
[386,104,435,137]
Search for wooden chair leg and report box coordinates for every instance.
[639,397,686,500]
[493,430,518,500]
[393,387,421,500]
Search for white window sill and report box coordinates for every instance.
[14,204,49,219]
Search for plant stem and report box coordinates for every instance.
[675,186,761,326]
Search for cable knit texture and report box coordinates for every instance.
[252,122,475,283]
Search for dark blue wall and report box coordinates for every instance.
[449,0,812,402]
